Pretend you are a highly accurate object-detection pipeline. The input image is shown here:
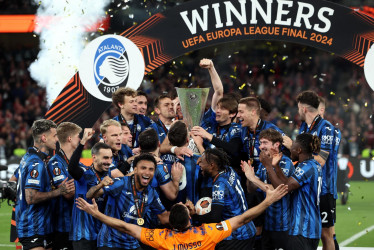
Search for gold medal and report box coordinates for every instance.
[250,158,254,165]
[137,218,144,226]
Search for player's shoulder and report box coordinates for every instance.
[319,118,334,129]
[137,114,153,124]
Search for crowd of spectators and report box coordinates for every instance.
[1,0,374,163]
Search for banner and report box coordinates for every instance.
[45,0,374,127]
[339,157,374,181]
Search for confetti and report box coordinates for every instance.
[151,111,155,115]
[270,69,275,73]
[282,56,288,61]
[365,102,368,107]
[281,116,289,120]
[330,92,335,95]
[230,75,236,79]
[239,83,246,90]
[348,207,351,211]
[228,55,232,58]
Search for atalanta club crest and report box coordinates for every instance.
[93,38,130,98]
[79,35,145,102]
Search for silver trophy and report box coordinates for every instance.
[176,87,210,154]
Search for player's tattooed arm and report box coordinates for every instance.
[314,150,329,167]
[25,178,75,204]
[86,176,113,199]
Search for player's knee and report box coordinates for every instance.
[321,228,334,239]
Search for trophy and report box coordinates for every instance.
[176,87,210,154]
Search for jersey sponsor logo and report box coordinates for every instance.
[122,205,138,220]
[53,167,61,176]
[282,168,289,175]
[163,165,169,174]
[335,137,341,146]
[321,135,334,145]
[228,171,235,186]
[30,169,39,178]
[294,167,304,177]
[213,190,224,200]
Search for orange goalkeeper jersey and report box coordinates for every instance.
[140,220,232,250]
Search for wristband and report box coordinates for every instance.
[171,146,177,154]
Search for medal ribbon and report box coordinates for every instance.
[131,175,147,219]
[247,119,261,162]
[213,170,226,183]
[303,115,321,134]
[120,114,138,148]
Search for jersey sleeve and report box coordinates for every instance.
[83,170,97,188]
[149,189,166,215]
[201,108,216,129]
[155,164,171,186]
[291,163,315,186]
[279,157,295,178]
[48,159,68,186]
[13,166,19,179]
[319,123,334,152]
[103,177,124,198]
[205,220,232,243]
[140,228,165,249]
[25,159,44,190]
[228,124,241,139]
[255,165,266,181]
[211,181,227,206]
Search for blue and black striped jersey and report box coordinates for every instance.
[289,159,322,239]
[98,176,165,249]
[16,148,53,238]
[213,167,256,240]
[256,154,295,231]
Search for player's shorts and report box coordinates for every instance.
[261,230,289,250]
[246,192,265,227]
[320,194,336,228]
[215,237,255,250]
[72,239,97,250]
[53,232,73,250]
[287,235,319,250]
[19,234,53,250]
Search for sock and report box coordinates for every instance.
[333,234,340,250]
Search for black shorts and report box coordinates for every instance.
[261,230,289,250]
[19,234,53,250]
[72,239,97,250]
[246,192,265,227]
[215,237,255,250]
[53,232,73,250]
[320,194,336,228]
[288,235,319,250]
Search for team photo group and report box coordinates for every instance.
[16,59,341,250]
